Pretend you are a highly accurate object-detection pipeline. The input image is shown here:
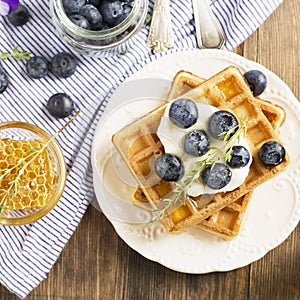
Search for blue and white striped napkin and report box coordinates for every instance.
[0,0,283,298]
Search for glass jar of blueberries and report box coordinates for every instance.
[49,0,148,57]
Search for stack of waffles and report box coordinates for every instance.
[112,66,289,239]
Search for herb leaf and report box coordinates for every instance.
[145,15,152,26]
[151,117,247,222]
[0,46,31,61]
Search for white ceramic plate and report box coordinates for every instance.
[91,49,300,273]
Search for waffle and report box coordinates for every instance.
[0,138,56,212]
[168,71,286,134]
[132,70,285,239]
[133,185,254,239]
[112,66,290,234]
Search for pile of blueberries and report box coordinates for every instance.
[154,94,286,190]
[63,0,135,30]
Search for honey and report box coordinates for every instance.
[171,205,192,224]
[0,138,56,212]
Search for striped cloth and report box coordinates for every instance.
[0,0,283,298]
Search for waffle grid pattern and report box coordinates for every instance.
[112,67,289,235]
[133,70,285,239]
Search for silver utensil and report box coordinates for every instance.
[147,0,174,53]
[192,0,225,49]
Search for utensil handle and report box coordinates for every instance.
[147,0,174,53]
[192,0,225,49]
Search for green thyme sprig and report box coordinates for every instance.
[0,46,31,61]
[0,147,40,208]
[121,49,129,55]
[0,110,81,212]
[220,118,247,162]
[0,177,21,208]
[145,14,152,26]
[151,156,209,223]
[0,148,37,184]
[151,195,181,223]
[150,118,247,223]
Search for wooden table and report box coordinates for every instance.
[1,0,299,299]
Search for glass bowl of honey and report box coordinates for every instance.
[0,121,67,225]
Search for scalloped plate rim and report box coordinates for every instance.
[91,49,300,274]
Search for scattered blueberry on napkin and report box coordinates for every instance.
[0,0,283,298]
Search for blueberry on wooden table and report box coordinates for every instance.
[183,130,210,157]
[26,56,49,79]
[154,153,184,182]
[169,99,198,129]
[8,5,30,26]
[201,163,232,190]
[47,93,75,118]
[51,52,77,78]
[258,141,285,166]
[244,70,267,97]
[208,110,239,140]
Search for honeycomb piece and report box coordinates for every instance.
[0,138,56,212]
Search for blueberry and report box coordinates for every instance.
[51,52,77,78]
[208,110,239,140]
[154,153,184,182]
[122,0,134,18]
[122,0,135,7]
[69,14,91,29]
[62,0,86,14]
[169,98,198,129]
[47,93,75,118]
[201,163,232,190]
[244,70,267,97]
[0,68,9,94]
[183,130,210,157]
[227,145,250,168]
[101,23,110,30]
[26,56,48,79]
[99,0,126,27]
[79,5,103,29]
[86,0,100,6]
[258,141,285,166]
[7,5,30,27]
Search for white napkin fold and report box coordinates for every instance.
[0,0,283,298]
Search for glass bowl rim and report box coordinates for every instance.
[0,121,67,226]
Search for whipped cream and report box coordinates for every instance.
[157,101,252,196]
